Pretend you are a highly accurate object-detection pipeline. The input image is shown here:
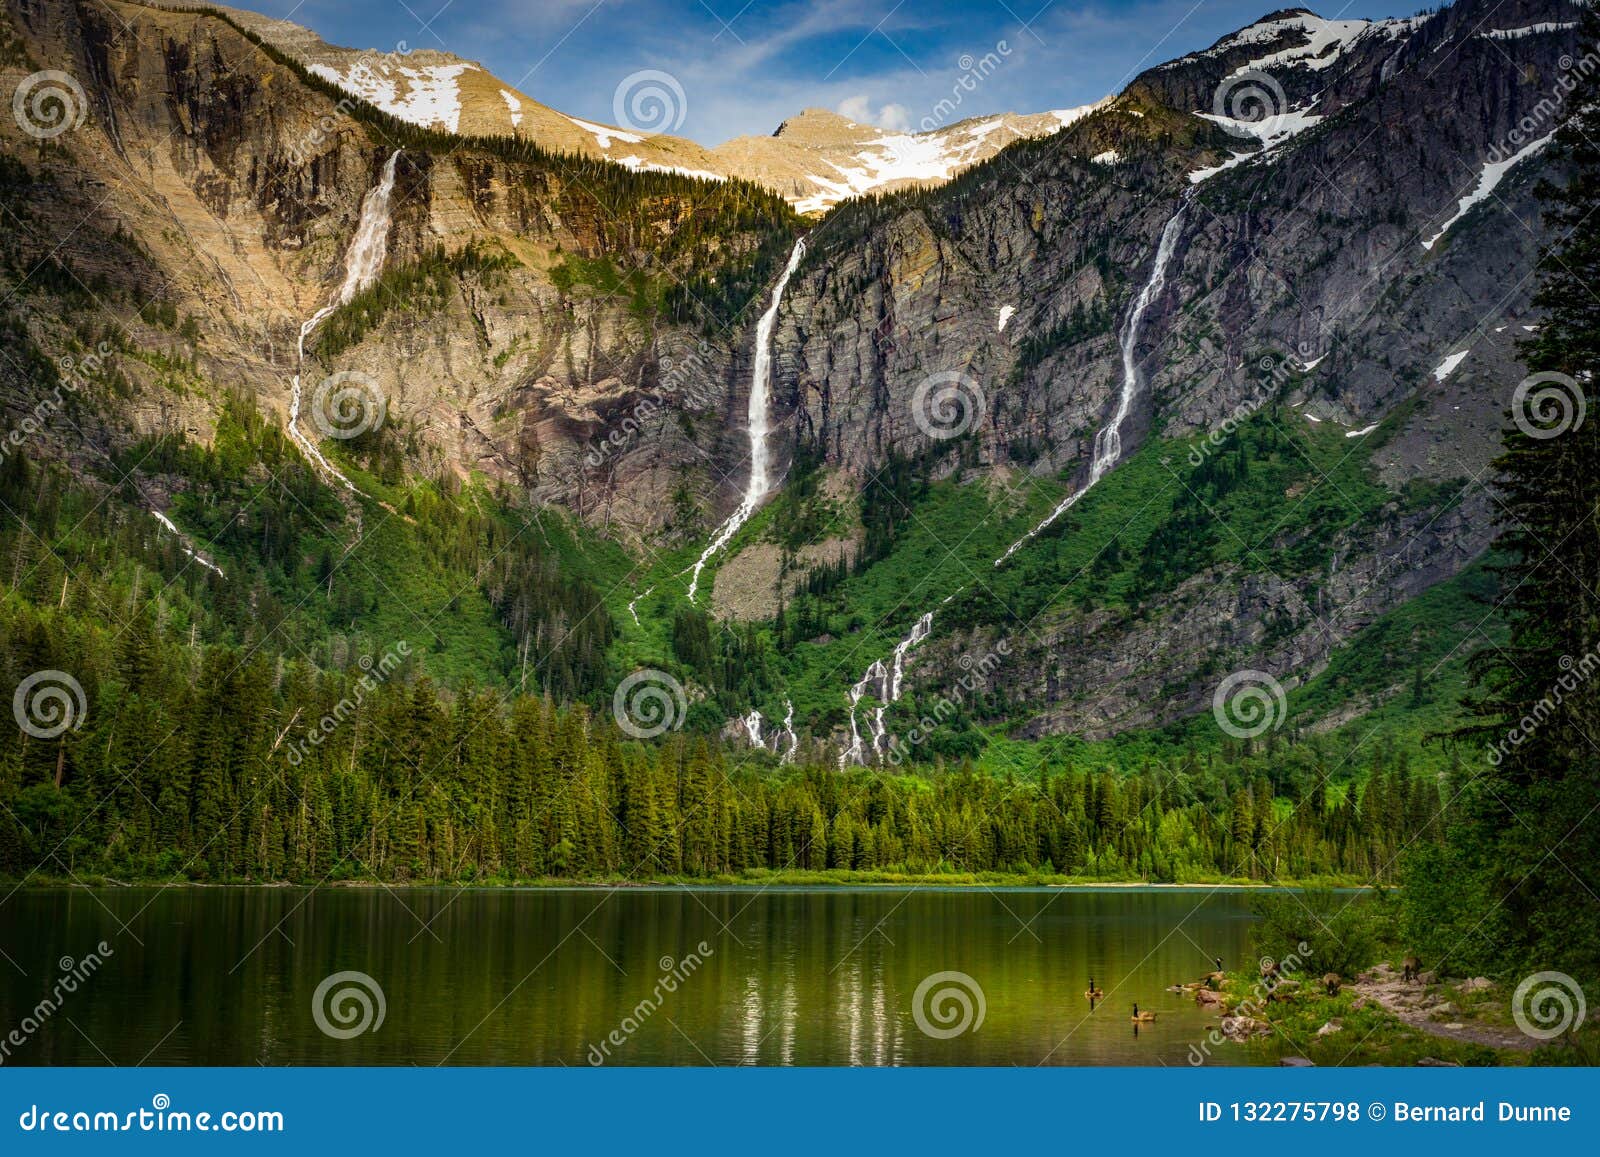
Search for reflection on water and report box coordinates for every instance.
[0,887,1265,1066]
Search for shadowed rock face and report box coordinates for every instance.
[1,0,1585,739]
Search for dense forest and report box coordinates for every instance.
[0,596,1443,882]
[1399,7,1600,982]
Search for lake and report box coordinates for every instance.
[0,886,1268,1066]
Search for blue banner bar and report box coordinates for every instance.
[2,1067,1594,1153]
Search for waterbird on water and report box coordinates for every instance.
[1130,1003,1156,1022]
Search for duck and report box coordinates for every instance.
[1205,956,1226,988]
[1084,977,1104,1000]
[1130,1003,1156,1022]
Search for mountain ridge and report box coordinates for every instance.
[0,0,1587,762]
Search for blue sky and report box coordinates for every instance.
[257,0,1414,142]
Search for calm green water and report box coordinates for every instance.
[0,887,1264,1066]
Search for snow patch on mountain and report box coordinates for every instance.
[1433,350,1469,381]
[565,116,644,149]
[616,156,723,182]
[499,89,522,127]
[1421,133,1556,249]
[1481,22,1579,40]
[308,61,474,132]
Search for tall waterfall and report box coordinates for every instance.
[996,200,1188,564]
[838,200,1188,765]
[686,237,807,603]
[288,150,402,492]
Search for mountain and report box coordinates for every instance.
[155,1,1100,213]
[0,0,1588,767]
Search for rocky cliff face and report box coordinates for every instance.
[1,0,791,552]
[1,0,1584,748]
[735,0,1584,739]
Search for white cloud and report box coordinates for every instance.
[837,94,911,130]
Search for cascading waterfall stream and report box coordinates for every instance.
[288,150,402,493]
[838,200,1188,766]
[996,199,1189,564]
[686,237,807,603]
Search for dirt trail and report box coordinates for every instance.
[1350,964,1533,1052]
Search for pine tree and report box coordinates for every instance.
[1415,12,1600,977]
